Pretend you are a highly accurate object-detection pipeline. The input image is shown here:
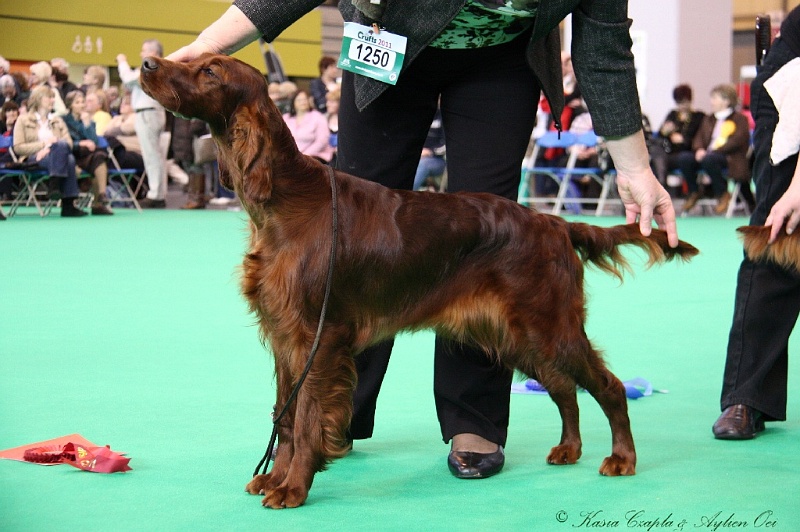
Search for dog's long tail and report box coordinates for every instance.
[567,222,699,281]
[737,225,800,273]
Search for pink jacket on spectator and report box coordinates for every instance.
[283,109,333,162]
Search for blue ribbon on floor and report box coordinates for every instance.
[511,377,668,399]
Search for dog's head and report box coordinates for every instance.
[140,53,265,133]
[140,54,294,203]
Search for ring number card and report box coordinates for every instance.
[338,22,407,85]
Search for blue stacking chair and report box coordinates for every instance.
[519,130,618,216]
[0,135,55,217]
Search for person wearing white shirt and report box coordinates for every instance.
[117,40,168,208]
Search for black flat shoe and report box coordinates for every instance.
[139,198,167,209]
[46,177,63,200]
[61,202,88,217]
[712,404,765,440]
[447,446,504,479]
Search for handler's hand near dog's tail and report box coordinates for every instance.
[765,158,800,243]
[607,131,679,248]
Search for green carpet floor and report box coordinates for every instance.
[1,210,798,531]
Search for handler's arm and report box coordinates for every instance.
[606,132,679,248]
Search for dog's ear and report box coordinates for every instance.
[217,157,233,192]
[231,102,274,203]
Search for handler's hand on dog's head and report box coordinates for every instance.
[166,40,219,62]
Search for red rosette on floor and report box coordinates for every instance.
[61,442,132,473]
[22,445,67,464]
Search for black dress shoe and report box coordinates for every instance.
[60,202,88,217]
[139,198,167,209]
[713,404,765,440]
[447,446,505,479]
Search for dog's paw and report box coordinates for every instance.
[546,444,581,465]
[598,453,636,476]
[261,485,308,509]
[245,474,277,495]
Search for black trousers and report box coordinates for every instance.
[721,37,799,421]
[337,32,539,446]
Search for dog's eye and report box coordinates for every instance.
[202,67,217,78]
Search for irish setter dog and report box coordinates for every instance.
[141,54,700,508]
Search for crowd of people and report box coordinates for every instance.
[8,49,756,222]
[528,53,756,216]
[0,50,348,220]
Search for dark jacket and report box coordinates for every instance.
[63,113,100,145]
[658,109,705,153]
[234,0,642,138]
[170,116,210,165]
[692,111,751,182]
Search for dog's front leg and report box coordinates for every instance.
[245,355,296,498]
[259,342,356,508]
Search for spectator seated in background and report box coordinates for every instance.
[529,51,585,198]
[13,86,87,217]
[565,105,602,199]
[1,74,26,107]
[0,100,18,139]
[86,90,112,135]
[413,107,446,191]
[168,115,210,209]
[283,90,333,164]
[310,55,339,113]
[106,84,122,116]
[0,101,20,201]
[50,57,79,102]
[103,93,146,196]
[81,65,106,95]
[677,84,753,214]
[325,85,340,167]
[274,81,297,115]
[649,84,705,196]
[62,90,114,215]
[28,61,67,116]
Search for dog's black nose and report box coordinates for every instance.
[141,57,159,72]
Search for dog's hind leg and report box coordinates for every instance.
[574,345,636,476]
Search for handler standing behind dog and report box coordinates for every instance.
[713,7,800,440]
[169,0,679,479]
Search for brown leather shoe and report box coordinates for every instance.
[91,204,114,215]
[180,199,206,210]
[712,404,765,440]
[683,191,702,212]
[714,191,732,215]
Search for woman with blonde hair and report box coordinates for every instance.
[82,65,107,94]
[13,85,87,217]
[85,89,112,135]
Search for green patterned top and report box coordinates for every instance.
[430,0,540,49]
